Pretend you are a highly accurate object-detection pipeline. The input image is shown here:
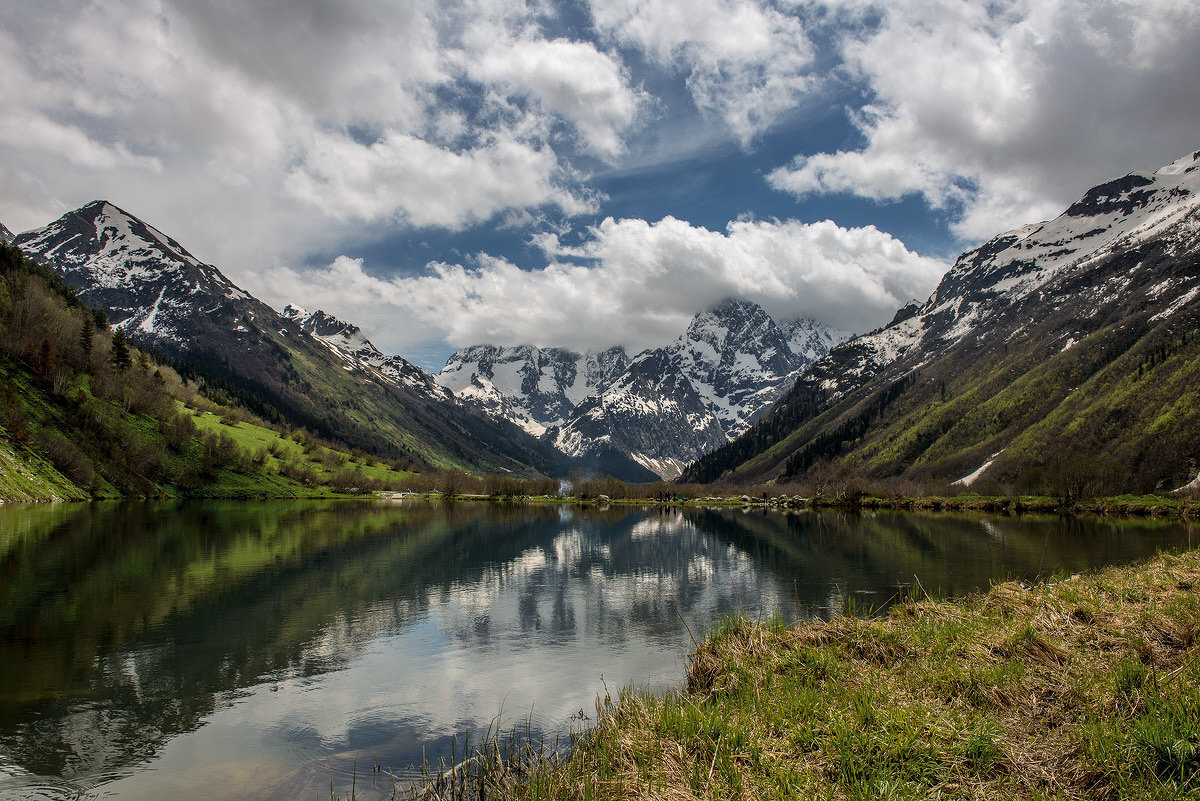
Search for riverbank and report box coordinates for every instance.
[415,546,1200,800]
[380,490,1200,522]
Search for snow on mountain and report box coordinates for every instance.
[685,147,1200,487]
[436,345,630,436]
[13,201,250,346]
[552,349,730,480]
[669,298,840,439]
[281,305,451,402]
[0,221,13,244]
[805,150,1200,407]
[440,299,847,479]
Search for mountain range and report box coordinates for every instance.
[437,299,847,479]
[686,149,1200,494]
[10,202,576,477]
[8,146,1200,494]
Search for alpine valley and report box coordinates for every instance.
[6,147,1200,495]
[686,149,1200,495]
[437,301,847,479]
[9,201,615,479]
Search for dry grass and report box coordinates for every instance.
[403,549,1200,801]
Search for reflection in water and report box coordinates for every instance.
[0,502,1193,800]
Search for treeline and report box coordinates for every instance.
[0,241,195,493]
[0,242,411,498]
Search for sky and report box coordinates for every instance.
[3,0,1200,369]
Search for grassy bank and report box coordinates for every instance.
[413,548,1200,800]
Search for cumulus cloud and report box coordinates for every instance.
[0,0,639,265]
[258,216,946,361]
[457,33,644,160]
[588,0,816,145]
[769,0,1200,239]
[284,130,595,227]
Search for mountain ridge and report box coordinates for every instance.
[12,201,569,476]
[684,148,1200,493]
[440,298,848,479]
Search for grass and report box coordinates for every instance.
[396,548,1200,801]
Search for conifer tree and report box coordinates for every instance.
[111,327,130,372]
[80,315,94,364]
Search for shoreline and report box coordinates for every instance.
[5,489,1200,522]
[404,546,1200,800]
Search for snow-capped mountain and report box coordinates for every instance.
[441,299,847,479]
[10,200,578,476]
[436,345,630,436]
[686,149,1200,490]
[803,148,1200,409]
[552,349,730,480]
[14,201,253,347]
[0,221,13,244]
[281,305,451,402]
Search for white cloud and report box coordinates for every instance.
[769,0,1200,240]
[284,129,595,227]
[459,33,644,160]
[0,0,638,267]
[588,0,816,145]
[260,215,946,361]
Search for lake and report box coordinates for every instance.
[0,500,1194,800]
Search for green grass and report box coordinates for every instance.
[400,548,1200,801]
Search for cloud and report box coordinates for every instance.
[588,0,816,145]
[457,32,644,160]
[768,0,1200,240]
[258,215,946,361]
[284,129,596,228]
[0,0,639,265]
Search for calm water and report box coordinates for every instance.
[0,501,1195,800]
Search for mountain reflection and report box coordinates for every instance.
[0,502,1192,800]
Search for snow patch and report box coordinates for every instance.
[954,451,1004,487]
[1151,285,1200,321]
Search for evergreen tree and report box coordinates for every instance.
[111,327,130,372]
[80,315,94,364]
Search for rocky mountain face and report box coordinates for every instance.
[441,298,848,479]
[281,304,451,403]
[436,345,630,436]
[11,201,569,476]
[0,221,13,244]
[685,149,1200,493]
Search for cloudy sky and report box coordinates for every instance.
[3,0,1199,368]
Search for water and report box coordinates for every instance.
[0,500,1194,800]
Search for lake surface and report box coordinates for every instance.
[0,501,1195,800]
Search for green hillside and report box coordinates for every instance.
[685,239,1200,496]
[0,242,415,501]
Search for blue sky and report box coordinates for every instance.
[3,0,1200,368]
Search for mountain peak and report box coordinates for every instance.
[0,221,13,244]
[281,303,308,321]
[684,146,1200,488]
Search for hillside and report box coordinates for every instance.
[685,150,1200,494]
[0,241,419,501]
[11,202,562,477]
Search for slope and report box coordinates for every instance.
[12,202,559,476]
[685,149,1200,493]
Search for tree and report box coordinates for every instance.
[79,315,94,364]
[110,327,130,372]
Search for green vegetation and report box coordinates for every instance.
[0,241,418,500]
[685,251,1200,496]
[407,547,1200,801]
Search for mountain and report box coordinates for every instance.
[0,222,13,244]
[685,149,1200,493]
[436,345,630,436]
[440,299,847,480]
[281,304,452,403]
[11,201,563,475]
